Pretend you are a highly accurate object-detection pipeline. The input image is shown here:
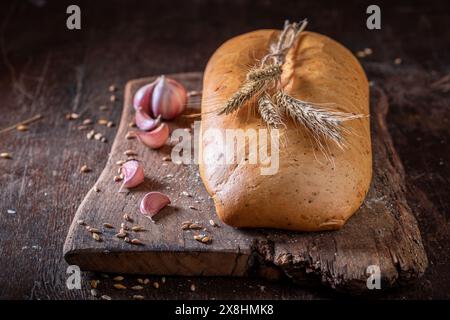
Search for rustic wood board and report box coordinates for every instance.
[63,72,428,292]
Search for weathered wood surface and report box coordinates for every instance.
[63,72,428,292]
[1,0,449,300]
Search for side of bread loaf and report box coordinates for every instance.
[199,30,371,231]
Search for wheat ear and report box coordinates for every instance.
[218,79,267,115]
[275,91,365,148]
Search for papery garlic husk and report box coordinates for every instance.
[151,75,187,120]
[119,160,144,192]
[135,122,169,149]
[133,80,157,115]
[140,192,171,220]
[135,107,161,131]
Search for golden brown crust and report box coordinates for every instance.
[199,30,371,231]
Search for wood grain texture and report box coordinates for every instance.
[63,72,427,292]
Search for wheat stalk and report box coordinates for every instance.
[274,91,365,148]
[258,93,283,128]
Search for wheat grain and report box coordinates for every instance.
[258,93,283,128]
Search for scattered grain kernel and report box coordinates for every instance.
[101,295,112,300]
[99,105,108,111]
[89,228,101,234]
[161,277,166,284]
[77,219,85,226]
[194,234,211,244]
[82,118,93,125]
[143,278,150,285]
[94,186,100,192]
[115,232,127,238]
[113,276,124,281]
[363,47,373,55]
[16,124,29,131]
[190,284,196,292]
[90,279,99,289]
[123,213,133,222]
[153,282,160,289]
[209,219,218,227]
[108,85,117,92]
[77,125,89,130]
[132,225,145,232]
[137,278,144,284]
[131,238,144,245]
[103,223,114,229]
[131,285,144,291]
[92,233,101,241]
[133,295,145,300]
[124,237,130,243]
[66,113,80,120]
[181,222,191,230]
[394,58,402,65]
[94,132,103,140]
[124,149,137,156]
[106,121,114,128]
[100,136,108,143]
[162,156,171,161]
[1,152,11,159]
[125,132,136,140]
[113,283,127,290]
[114,175,123,182]
[80,164,90,173]
[90,289,99,297]
[356,51,365,58]
[189,206,198,210]
[110,95,117,102]
[98,119,108,125]
[86,130,95,139]
[121,222,129,230]
[201,236,210,243]
[188,223,202,230]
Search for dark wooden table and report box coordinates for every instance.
[0,0,448,299]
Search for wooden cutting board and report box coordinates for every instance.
[63,72,428,292]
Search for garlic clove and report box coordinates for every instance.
[151,76,187,120]
[133,80,157,115]
[134,123,169,149]
[140,192,171,220]
[135,107,161,131]
[119,160,144,192]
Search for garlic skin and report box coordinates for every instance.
[151,76,187,120]
[119,160,144,192]
[140,192,171,220]
[135,107,161,131]
[133,80,157,115]
[135,123,169,149]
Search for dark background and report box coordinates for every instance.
[0,0,449,299]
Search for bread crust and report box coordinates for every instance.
[199,30,371,231]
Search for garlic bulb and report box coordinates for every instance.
[134,123,169,149]
[140,192,171,220]
[151,76,187,120]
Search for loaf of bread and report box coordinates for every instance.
[199,30,372,231]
